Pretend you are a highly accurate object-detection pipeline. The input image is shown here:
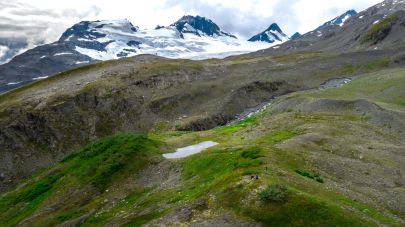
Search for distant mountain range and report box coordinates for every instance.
[0,10,360,93]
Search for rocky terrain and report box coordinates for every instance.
[0,0,404,226]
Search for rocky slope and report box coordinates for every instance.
[258,0,405,55]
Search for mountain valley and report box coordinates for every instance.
[0,0,404,226]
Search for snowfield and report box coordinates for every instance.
[72,19,281,61]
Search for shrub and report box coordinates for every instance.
[296,170,324,183]
[259,184,289,203]
[314,176,324,183]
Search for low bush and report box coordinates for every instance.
[296,170,324,183]
[259,184,289,203]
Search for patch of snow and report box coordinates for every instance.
[339,15,351,26]
[359,15,364,19]
[266,30,289,42]
[75,61,89,64]
[75,46,112,60]
[96,37,113,43]
[7,81,23,85]
[65,35,74,41]
[183,23,198,33]
[32,76,49,80]
[163,141,218,159]
[54,52,73,56]
[373,20,380,24]
[40,55,47,59]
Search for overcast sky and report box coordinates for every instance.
[0,0,382,55]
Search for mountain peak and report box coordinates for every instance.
[171,15,236,38]
[266,23,282,33]
[59,19,138,42]
[317,9,357,29]
[291,32,301,40]
[248,23,289,43]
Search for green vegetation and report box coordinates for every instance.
[0,134,161,226]
[143,59,203,74]
[361,12,399,44]
[296,170,324,183]
[0,171,64,226]
[240,148,264,159]
[244,194,370,226]
[215,115,259,134]
[0,106,400,226]
[267,130,298,145]
[176,147,264,202]
[259,184,289,202]
[66,133,160,191]
[218,182,372,226]
[304,68,405,109]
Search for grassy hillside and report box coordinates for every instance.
[1,66,404,226]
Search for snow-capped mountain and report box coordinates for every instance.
[317,10,357,29]
[171,15,237,38]
[248,23,289,43]
[0,16,274,93]
[65,16,262,61]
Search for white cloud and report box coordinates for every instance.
[0,45,9,59]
